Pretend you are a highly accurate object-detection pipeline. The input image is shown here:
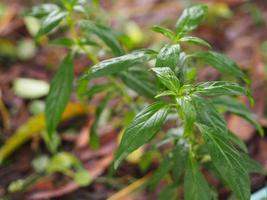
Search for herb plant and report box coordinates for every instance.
[81,5,263,200]
[30,2,263,199]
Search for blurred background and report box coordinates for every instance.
[0,0,266,199]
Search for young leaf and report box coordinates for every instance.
[184,153,212,200]
[74,169,91,186]
[191,51,249,83]
[47,152,79,173]
[155,90,176,98]
[61,0,79,11]
[80,20,124,56]
[36,10,67,38]
[212,97,263,136]
[199,125,250,200]
[81,50,156,80]
[45,54,74,138]
[152,67,180,93]
[193,96,227,133]
[175,4,208,36]
[120,66,156,98]
[196,81,250,97]
[156,44,181,70]
[32,155,50,173]
[114,102,170,169]
[179,36,211,48]
[152,25,174,39]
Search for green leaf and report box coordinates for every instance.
[179,36,211,48]
[184,153,212,200]
[32,155,50,173]
[80,20,124,56]
[176,97,196,135]
[74,169,91,186]
[152,25,174,39]
[199,125,250,200]
[212,97,263,136]
[81,49,156,80]
[228,131,248,153]
[241,153,263,174]
[175,4,208,35]
[152,67,180,93]
[41,130,61,153]
[26,4,60,18]
[171,144,188,184]
[120,66,156,98]
[47,152,79,173]
[196,81,250,97]
[45,54,74,138]
[114,102,170,169]
[8,179,26,193]
[156,44,181,70]
[191,51,249,83]
[175,51,188,84]
[50,37,75,47]
[155,90,176,98]
[36,10,67,38]
[193,96,227,133]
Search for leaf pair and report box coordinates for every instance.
[175,4,208,36]
[198,125,251,200]
[152,4,208,40]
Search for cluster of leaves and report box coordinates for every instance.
[8,152,91,193]
[80,5,263,200]
[23,0,154,188]
[29,2,263,200]
[27,0,155,142]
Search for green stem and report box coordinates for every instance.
[80,45,99,64]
